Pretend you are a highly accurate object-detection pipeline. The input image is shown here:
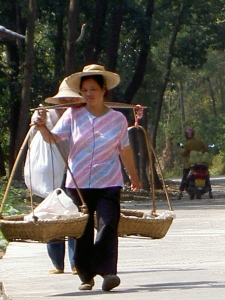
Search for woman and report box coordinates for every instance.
[33,64,141,292]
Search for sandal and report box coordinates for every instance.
[72,267,78,275]
[49,267,64,274]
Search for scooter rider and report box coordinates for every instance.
[178,128,213,199]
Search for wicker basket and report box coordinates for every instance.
[0,213,88,243]
[115,124,175,239]
[118,209,173,239]
[0,128,90,243]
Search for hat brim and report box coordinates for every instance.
[45,97,86,104]
[66,70,120,91]
[45,90,85,104]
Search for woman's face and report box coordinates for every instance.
[80,77,106,107]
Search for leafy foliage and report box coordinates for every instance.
[1,0,225,178]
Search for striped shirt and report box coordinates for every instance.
[51,106,130,188]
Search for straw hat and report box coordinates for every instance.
[66,64,120,91]
[45,78,86,104]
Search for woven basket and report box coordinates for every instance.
[0,214,88,243]
[0,128,90,243]
[118,209,173,239]
[115,124,175,239]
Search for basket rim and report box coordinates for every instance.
[0,213,89,224]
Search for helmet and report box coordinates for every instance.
[184,128,194,139]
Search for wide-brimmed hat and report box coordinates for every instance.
[66,64,120,91]
[45,78,85,104]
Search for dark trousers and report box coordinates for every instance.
[66,187,121,283]
[179,168,190,191]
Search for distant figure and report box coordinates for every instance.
[178,128,213,199]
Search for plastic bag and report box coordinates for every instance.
[142,211,176,220]
[24,188,80,221]
[24,110,68,198]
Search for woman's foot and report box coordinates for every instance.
[49,267,64,274]
[78,278,94,291]
[102,275,120,291]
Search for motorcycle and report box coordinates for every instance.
[185,162,211,199]
[177,143,214,200]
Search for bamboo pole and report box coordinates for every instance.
[30,102,147,112]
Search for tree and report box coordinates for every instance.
[123,0,154,104]
[1,0,225,185]
[3,0,25,171]
[14,0,37,180]
[65,0,80,75]
[85,0,109,63]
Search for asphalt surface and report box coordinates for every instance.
[1,180,225,299]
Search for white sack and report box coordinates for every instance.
[24,110,67,198]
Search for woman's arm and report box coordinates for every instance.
[119,145,142,191]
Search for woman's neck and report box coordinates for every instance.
[85,104,110,117]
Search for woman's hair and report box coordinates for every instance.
[80,75,105,89]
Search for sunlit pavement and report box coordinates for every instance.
[1,182,225,299]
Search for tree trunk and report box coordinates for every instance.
[105,0,123,71]
[54,10,65,81]
[150,5,184,188]
[139,129,151,191]
[85,0,108,63]
[105,0,123,101]
[218,73,225,105]
[179,76,185,132]
[206,76,217,117]
[161,137,174,170]
[65,0,80,75]
[128,113,151,191]
[138,111,151,190]
[123,0,154,104]
[14,0,37,180]
[151,4,184,146]
[6,42,21,172]
[0,144,6,177]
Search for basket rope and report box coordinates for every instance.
[0,123,89,242]
[0,105,174,241]
[43,127,88,214]
[129,105,173,214]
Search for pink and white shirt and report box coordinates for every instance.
[51,106,130,189]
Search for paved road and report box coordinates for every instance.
[1,185,225,299]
